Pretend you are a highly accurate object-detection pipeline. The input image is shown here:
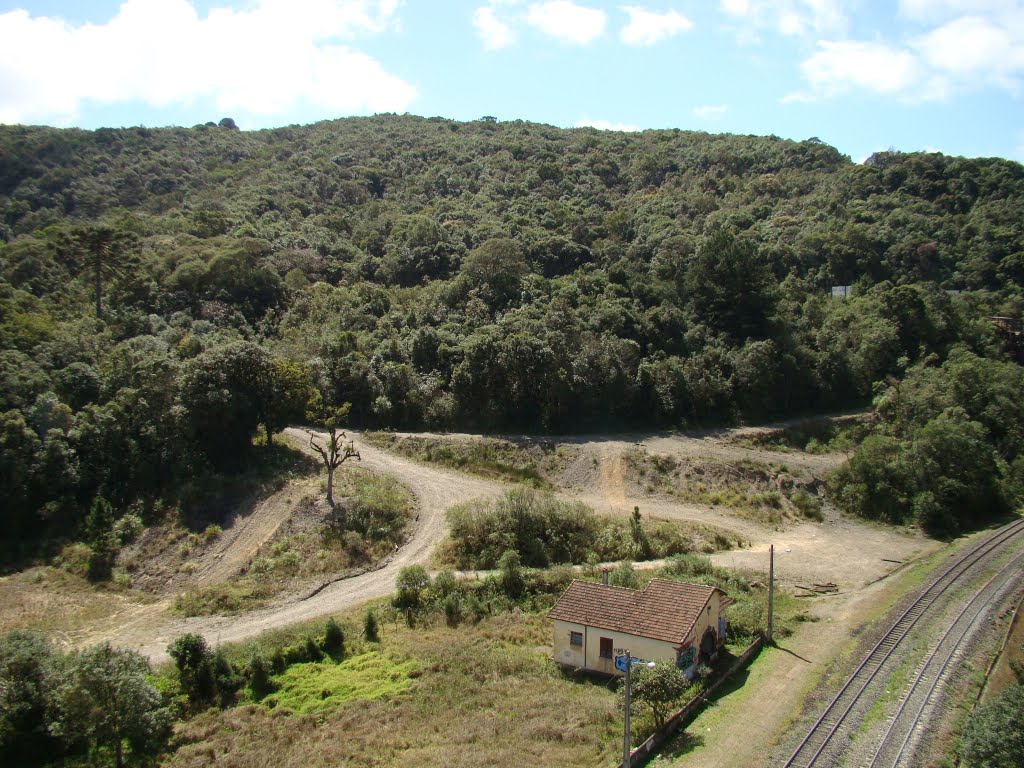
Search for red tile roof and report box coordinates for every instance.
[547,578,723,644]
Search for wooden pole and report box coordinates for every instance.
[768,544,775,643]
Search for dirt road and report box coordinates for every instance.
[52,422,929,664]
[79,429,502,661]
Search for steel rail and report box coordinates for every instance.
[868,545,1024,768]
[782,517,1024,768]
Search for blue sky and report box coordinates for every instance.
[1,0,1022,164]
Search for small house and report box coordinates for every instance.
[548,577,727,677]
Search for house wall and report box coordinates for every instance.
[553,620,681,674]
[692,592,724,655]
[552,591,725,675]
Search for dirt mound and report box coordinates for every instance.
[118,479,320,595]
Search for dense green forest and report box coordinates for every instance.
[3,113,1024,555]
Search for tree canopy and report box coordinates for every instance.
[2,115,1024,555]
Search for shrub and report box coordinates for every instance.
[960,684,1024,768]
[442,594,462,627]
[464,593,486,623]
[86,541,116,582]
[211,649,242,707]
[364,610,379,642]
[249,558,273,579]
[498,550,525,598]
[445,488,703,568]
[661,554,714,579]
[394,565,431,610]
[790,489,824,521]
[304,636,324,663]
[114,513,144,544]
[323,618,345,659]
[608,561,640,589]
[167,634,216,708]
[626,663,692,730]
[431,570,458,599]
[246,653,275,700]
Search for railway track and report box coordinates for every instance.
[781,518,1024,768]
[867,543,1024,768]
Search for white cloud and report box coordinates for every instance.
[898,0,1021,23]
[526,1,606,44]
[720,0,846,38]
[0,0,415,126]
[786,6,1024,105]
[620,6,693,46]
[914,15,1024,86]
[693,104,728,118]
[575,118,640,131]
[473,6,516,50]
[783,40,925,103]
[722,0,751,15]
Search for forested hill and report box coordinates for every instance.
[3,114,1024,548]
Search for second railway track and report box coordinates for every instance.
[781,517,1024,768]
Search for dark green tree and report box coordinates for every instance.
[246,653,275,700]
[178,341,277,468]
[85,496,117,582]
[683,228,776,343]
[60,225,138,319]
[265,359,315,447]
[323,618,345,659]
[0,630,61,764]
[363,610,379,642]
[0,410,40,549]
[167,633,216,708]
[459,238,528,310]
[50,643,171,768]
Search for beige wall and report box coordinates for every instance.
[552,620,678,674]
[552,591,725,675]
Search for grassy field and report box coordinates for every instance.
[166,610,622,768]
[161,551,793,768]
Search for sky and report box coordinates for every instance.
[0,0,1022,164]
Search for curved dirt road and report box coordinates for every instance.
[85,429,502,661]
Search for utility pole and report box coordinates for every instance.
[623,649,632,768]
[767,544,775,644]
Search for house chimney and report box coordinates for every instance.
[602,568,610,586]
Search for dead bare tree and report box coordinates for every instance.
[309,426,360,507]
